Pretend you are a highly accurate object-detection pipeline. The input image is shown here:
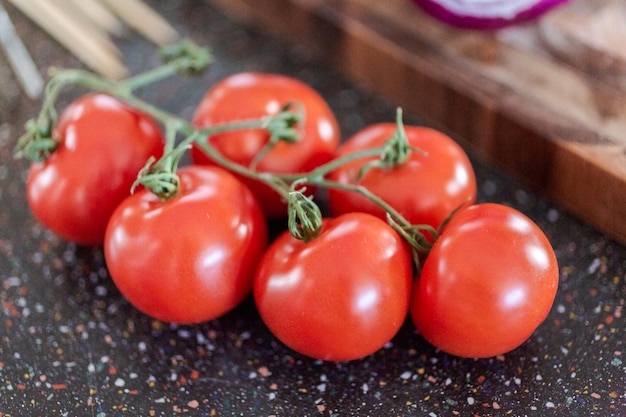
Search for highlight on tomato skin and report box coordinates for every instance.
[410,203,559,358]
[253,212,414,362]
[191,72,341,218]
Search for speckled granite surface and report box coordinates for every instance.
[0,1,624,416]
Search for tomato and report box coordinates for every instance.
[104,166,268,324]
[327,123,476,231]
[254,212,413,361]
[26,93,164,245]
[191,72,341,218]
[411,203,559,358]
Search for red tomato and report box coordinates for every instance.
[411,203,559,358]
[104,166,268,324]
[254,212,413,361]
[191,72,341,218]
[26,93,164,245]
[327,123,476,231]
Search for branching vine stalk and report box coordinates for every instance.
[15,39,452,272]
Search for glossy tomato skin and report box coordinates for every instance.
[104,166,268,324]
[411,203,559,358]
[254,212,413,361]
[327,123,476,231]
[26,93,164,245]
[191,72,341,218]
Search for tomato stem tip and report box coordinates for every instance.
[288,190,323,243]
[357,108,425,180]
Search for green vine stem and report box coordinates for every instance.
[16,39,452,270]
[315,177,435,271]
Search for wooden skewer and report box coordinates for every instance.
[100,0,179,46]
[7,0,128,79]
[7,0,178,80]
[66,0,125,37]
[0,0,44,98]
[48,0,121,55]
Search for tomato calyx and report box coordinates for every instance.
[16,117,58,162]
[158,39,214,77]
[16,70,100,162]
[132,132,188,200]
[357,108,426,180]
[250,101,305,170]
[287,187,323,242]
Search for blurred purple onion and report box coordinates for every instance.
[411,0,571,30]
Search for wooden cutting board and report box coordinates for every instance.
[207,0,626,244]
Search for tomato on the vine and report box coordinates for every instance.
[104,166,268,324]
[191,72,341,218]
[254,212,413,361]
[411,203,559,358]
[26,93,164,245]
[327,123,476,231]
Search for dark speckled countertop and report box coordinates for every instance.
[0,1,624,416]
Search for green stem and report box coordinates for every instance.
[288,190,323,242]
[193,132,292,201]
[305,177,436,271]
[120,62,183,92]
[315,179,410,228]
[19,42,448,265]
[123,40,213,92]
[300,147,386,182]
[194,133,430,253]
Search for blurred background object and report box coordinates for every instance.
[538,0,626,92]
[2,0,179,93]
[409,0,571,30]
[0,0,43,99]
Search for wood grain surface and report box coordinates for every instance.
[207,0,626,244]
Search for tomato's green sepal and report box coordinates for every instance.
[159,39,213,76]
[357,107,426,180]
[16,118,59,162]
[288,190,323,243]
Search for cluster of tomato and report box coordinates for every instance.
[24,72,559,361]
